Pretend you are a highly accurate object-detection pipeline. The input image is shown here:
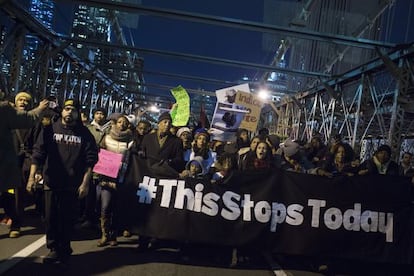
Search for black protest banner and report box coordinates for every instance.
[123,154,414,264]
[268,171,414,264]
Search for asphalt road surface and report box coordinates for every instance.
[1,207,413,276]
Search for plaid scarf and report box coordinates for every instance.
[253,158,271,169]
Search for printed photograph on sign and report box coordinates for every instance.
[210,84,250,141]
[211,102,248,131]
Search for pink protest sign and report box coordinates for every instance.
[93,149,123,178]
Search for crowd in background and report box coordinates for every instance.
[1,90,414,266]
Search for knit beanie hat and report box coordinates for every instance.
[283,139,300,157]
[376,144,391,156]
[194,128,210,141]
[108,112,122,121]
[126,114,137,127]
[158,111,172,123]
[63,98,80,110]
[93,107,107,117]
[176,127,191,138]
[268,134,281,148]
[15,91,32,105]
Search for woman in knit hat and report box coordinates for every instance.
[176,126,192,159]
[279,139,313,172]
[96,114,134,247]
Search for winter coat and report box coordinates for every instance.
[0,102,40,191]
[358,157,399,176]
[185,156,208,177]
[141,132,185,178]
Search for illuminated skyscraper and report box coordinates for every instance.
[29,0,54,30]
[18,0,56,90]
[71,1,145,110]
[26,0,54,55]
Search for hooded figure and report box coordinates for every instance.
[185,156,207,178]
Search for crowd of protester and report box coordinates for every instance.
[1,90,414,267]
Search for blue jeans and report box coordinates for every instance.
[96,183,118,235]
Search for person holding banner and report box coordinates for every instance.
[95,114,134,247]
[141,111,185,179]
[399,152,414,178]
[182,156,209,180]
[305,135,328,167]
[313,142,357,177]
[358,144,399,176]
[137,111,185,251]
[240,141,275,171]
[279,139,313,173]
[186,128,216,173]
[211,152,238,185]
[26,98,98,265]
[238,135,265,168]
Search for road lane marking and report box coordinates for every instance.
[262,251,289,276]
[0,235,46,274]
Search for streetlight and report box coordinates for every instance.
[258,89,270,101]
[149,105,160,113]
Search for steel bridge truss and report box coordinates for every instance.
[0,1,154,116]
[274,45,414,160]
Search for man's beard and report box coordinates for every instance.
[63,115,75,125]
[95,119,104,126]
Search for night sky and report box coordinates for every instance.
[52,0,413,97]
[132,0,267,94]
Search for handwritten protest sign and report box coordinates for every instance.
[235,90,264,132]
[93,149,123,178]
[170,85,190,126]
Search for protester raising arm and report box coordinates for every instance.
[0,98,48,238]
[2,99,48,128]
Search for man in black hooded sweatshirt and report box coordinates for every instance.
[27,98,98,265]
